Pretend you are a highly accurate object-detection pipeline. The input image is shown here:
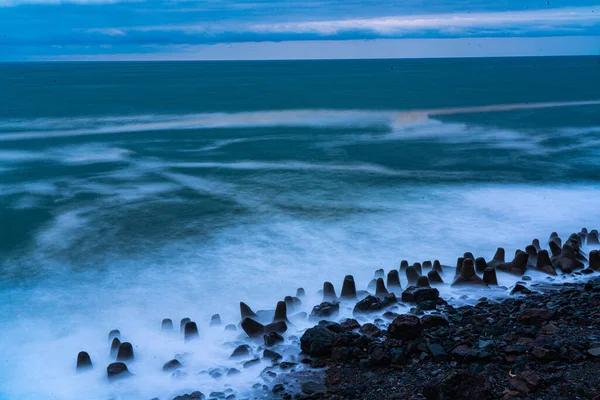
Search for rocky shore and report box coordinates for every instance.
[76,229,600,400]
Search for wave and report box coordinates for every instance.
[1,100,599,141]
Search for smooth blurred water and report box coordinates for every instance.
[1,57,600,399]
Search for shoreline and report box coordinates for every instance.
[162,230,600,400]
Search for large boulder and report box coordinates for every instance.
[300,326,337,357]
[310,302,340,320]
[353,294,396,313]
[107,362,132,380]
[388,314,422,339]
[517,309,556,325]
[402,286,439,303]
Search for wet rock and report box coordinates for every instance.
[110,337,121,358]
[427,270,444,285]
[161,318,173,331]
[532,238,542,251]
[406,266,419,285]
[367,278,377,292]
[389,314,421,339]
[428,343,448,360]
[549,240,561,257]
[511,370,541,393]
[173,392,205,400]
[296,288,305,298]
[511,283,532,295]
[263,349,282,361]
[163,359,182,371]
[107,362,132,380]
[224,324,237,331]
[243,358,260,368]
[400,260,409,271]
[323,281,337,302]
[452,259,486,286]
[340,318,361,330]
[300,326,337,356]
[413,262,423,275]
[273,301,288,322]
[265,321,287,334]
[386,270,402,292]
[517,309,556,325]
[240,302,258,320]
[482,267,498,286]
[264,332,284,346]
[552,244,584,273]
[180,318,191,333]
[475,257,488,273]
[535,250,557,275]
[369,345,391,366]
[454,257,464,279]
[433,260,443,273]
[375,278,389,298]
[340,275,357,300]
[497,250,528,275]
[417,276,431,288]
[402,286,440,303]
[589,230,600,245]
[525,245,538,266]
[423,260,432,270]
[108,329,120,342]
[374,268,385,279]
[210,314,222,326]
[358,323,381,337]
[241,317,265,338]
[589,250,599,271]
[226,368,240,377]
[421,314,449,329]
[116,342,134,361]
[463,252,475,260]
[301,381,327,395]
[231,345,252,359]
[184,322,199,342]
[487,247,505,269]
[76,351,92,372]
[310,301,340,320]
[423,369,490,400]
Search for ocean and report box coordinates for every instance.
[1,56,600,399]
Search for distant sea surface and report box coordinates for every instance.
[1,57,600,399]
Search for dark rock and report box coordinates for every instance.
[475,257,488,273]
[511,283,532,295]
[179,318,191,334]
[263,349,282,361]
[427,343,448,360]
[110,337,121,358]
[184,322,199,342]
[163,359,182,371]
[423,260,432,270]
[402,286,439,303]
[464,252,475,260]
[224,324,237,331]
[116,342,134,361]
[549,240,561,257]
[552,244,584,273]
[374,268,385,278]
[161,318,173,331]
[433,260,443,273]
[264,332,284,346]
[424,369,490,400]
[535,250,556,275]
[386,270,402,292]
[301,381,327,395]
[353,295,384,313]
[487,247,505,269]
[417,300,437,311]
[230,344,252,359]
[107,362,132,380]
[406,266,419,285]
[367,278,377,292]
[358,323,381,337]
[340,318,361,330]
[323,281,337,302]
[265,321,287,334]
[517,309,556,325]
[227,368,240,376]
[389,314,422,339]
[427,270,444,285]
[589,230,600,245]
[452,259,486,286]
[108,329,120,342]
[296,288,305,298]
[210,314,222,326]
[421,314,449,329]
[340,275,357,300]
[497,250,528,275]
[400,260,409,271]
[532,239,541,251]
[310,301,339,320]
[370,346,391,366]
[375,277,389,298]
[273,301,288,322]
[173,392,205,400]
[243,358,260,368]
[300,326,337,356]
[416,276,431,288]
[241,318,265,338]
[76,351,92,372]
[525,245,538,266]
[482,267,498,286]
[454,257,464,279]
[240,302,257,320]
[413,262,423,275]
[589,250,599,271]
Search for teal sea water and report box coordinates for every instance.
[1,57,600,399]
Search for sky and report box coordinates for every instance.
[0,0,599,60]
